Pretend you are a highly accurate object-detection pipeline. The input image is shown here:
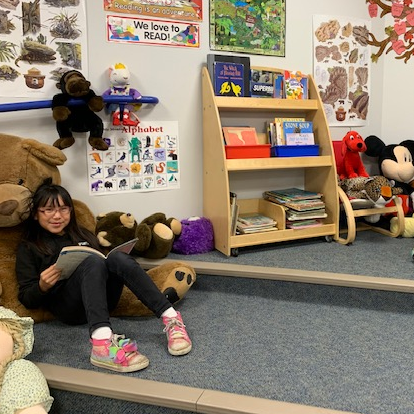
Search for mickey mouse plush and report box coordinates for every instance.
[364,135,414,200]
[52,70,108,151]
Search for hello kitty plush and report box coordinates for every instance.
[103,63,142,126]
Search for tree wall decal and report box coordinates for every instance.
[366,0,414,63]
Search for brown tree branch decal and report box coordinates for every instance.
[366,0,414,63]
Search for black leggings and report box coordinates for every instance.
[46,251,172,336]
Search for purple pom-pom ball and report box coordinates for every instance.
[172,216,214,255]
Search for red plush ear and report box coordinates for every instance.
[341,139,348,157]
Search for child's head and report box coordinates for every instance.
[29,179,75,236]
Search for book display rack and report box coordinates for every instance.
[202,66,339,256]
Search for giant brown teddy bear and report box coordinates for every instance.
[0,133,196,322]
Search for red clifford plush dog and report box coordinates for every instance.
[337,131,370,179]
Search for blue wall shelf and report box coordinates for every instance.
[0,95,159,113]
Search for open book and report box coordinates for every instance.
[56,238,138,280]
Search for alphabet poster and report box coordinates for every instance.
[106,15,199,48]
[87,121,180,195]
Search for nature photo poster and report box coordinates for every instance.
[313,15,371,127]
[87,121,180,195]
[209,0,285,57]
[0,0,88,98]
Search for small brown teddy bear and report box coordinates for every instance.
[95,211,195,315]
[52,70,108,151]
[96,211,182,259]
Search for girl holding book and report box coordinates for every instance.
[15,179,192,373]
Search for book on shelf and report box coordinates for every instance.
[222,127,259,146]
[207,54,251,97]
[264,188,323,203]
[274,117,305,146]
[236,212,277,234]
[283,199,326,212]
[230,192,239,236]
[286,208,327,221]
[286,219,323,229]
[250,68,281,98]
[284,70,309,100]
[55,238,139,280]
[273,73,284,99]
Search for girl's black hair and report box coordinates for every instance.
[22,178,100,254]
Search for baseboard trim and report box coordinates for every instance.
[36,362,358,414]
[139,258,414,293]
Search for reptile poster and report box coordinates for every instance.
[0,0,87,98]
[313,15,371,127]
[87,121,180,195]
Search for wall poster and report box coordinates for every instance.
[0,0,88,98]
[313,15,371,127]
[88,121,180,195]
[209,0,285,57]
[103,0,202,22]
[106,14,199,48]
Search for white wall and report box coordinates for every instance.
[1,0,406,220]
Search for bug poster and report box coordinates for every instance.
[0,0,88,98]
[87,121,181,195]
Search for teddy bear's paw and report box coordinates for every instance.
[89,137,109,151]
[161,267,196,304]
[53,137,75,150]
[153,222,173,240]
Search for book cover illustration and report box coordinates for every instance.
[214,62,244,97]
[284,70,308,100]
[282,121,314,145]
[250,69,275,98]
[207,54,251,97]
[273,74,284,99]
[274,117,305,146]
[222,127,258,146]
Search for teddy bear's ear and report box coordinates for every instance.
[56,81,62,90]
[22,139,67,166]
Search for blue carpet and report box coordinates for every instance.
[31,272,414,414]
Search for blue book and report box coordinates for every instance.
[207,54,250,97]
[213,61,244,97]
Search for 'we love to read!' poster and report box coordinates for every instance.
[87,121,180,195]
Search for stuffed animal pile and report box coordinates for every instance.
[0,134,196,322]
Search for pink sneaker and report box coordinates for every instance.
[162,311,192,356]
[90,334,149,372]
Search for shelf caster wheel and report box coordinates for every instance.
[231,248,239,257]
[325,235,333,242]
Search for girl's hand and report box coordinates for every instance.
[39,264,62,292]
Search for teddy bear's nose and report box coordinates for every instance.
[357,142,363,148]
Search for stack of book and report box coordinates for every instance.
[236,213,277,234]
[263,187,327,228]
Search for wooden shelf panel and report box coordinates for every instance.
[230,224,336,248]
[226,155,332,171]
[215,96,319,112]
